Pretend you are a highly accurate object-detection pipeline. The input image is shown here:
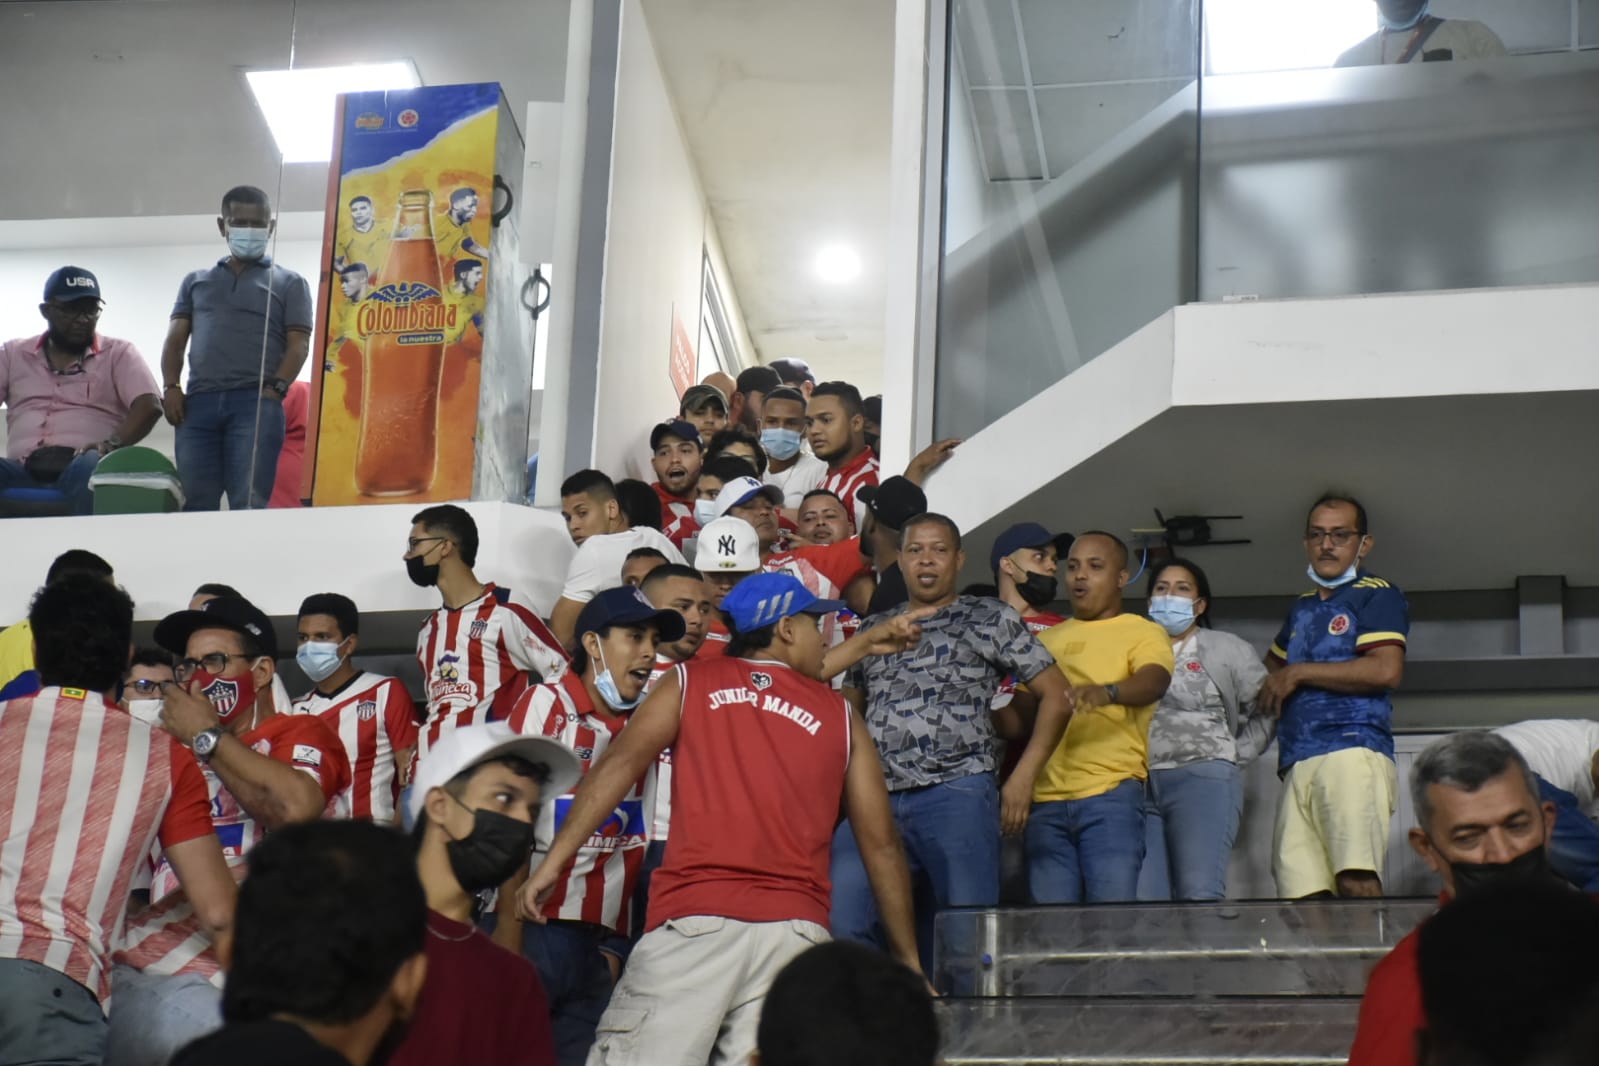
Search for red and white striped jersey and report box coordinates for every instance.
[290,672,420,822]
[504,671,648,935]
[818,449,879,533]
[764,537,872,648]
[415,583,568,761]
[0,688,215,1002]
[113,869,243,988]
[991,611,1069,708]
[652,482,700,549]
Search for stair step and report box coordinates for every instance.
[941,997,1360,1066]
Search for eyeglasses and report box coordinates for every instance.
[406,536,448,554]
[1303,529,1364,547]
[47,302,103,321]
[125,678,170,697]
[174,653,255,682]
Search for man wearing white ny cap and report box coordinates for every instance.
[696,514,764,612]
[387,723,579,1066]
[714,475,785,555]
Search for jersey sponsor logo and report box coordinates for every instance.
[750,671,774,690]
[552,796,648,850]
[1329,613,1352,636]
[202,677,243,716]
[356,699,378,722]
[430,653,477,702]
[292,744,324,769]
[436,653,462,682]
[470,619,488,640]
[573,745,595,761]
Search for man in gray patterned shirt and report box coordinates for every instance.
[832,513,1075,975]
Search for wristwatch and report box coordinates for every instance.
[192,727,225,763]
[1103,682,1120,705]
[264,377,290,399]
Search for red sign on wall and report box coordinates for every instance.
[669,308,696,399]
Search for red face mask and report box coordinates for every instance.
[191,666,259,722]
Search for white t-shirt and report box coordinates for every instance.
[764,452,828,509]
[1495,719,1599,816]
[1335,19,1507,67]
[560,527,686,603]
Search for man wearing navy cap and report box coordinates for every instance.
[649,419,705,549]
[0,266,162,514]
[519,572,923,1066]
[859,475,928,616]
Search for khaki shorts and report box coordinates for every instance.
[1272,746,1398,898]
[587,915,829,1066]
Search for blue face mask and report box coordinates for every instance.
[226,224,270,261]
[1307,559,1362,590]
[1378,0,1429,31]
[592,642,643,711]
[693,499,718,527]
[760,427,803,461]
[1148,595,1197,636]
[296,640,346,684]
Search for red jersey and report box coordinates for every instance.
[764,538,871,647]
[647,657,852,931]
[415,583,568,760]
[0,688,214,1002]
[652,481,700,548]
[505,672,648,934]
[291,672,420,822]
[818,449,878,532]
[992,610,1069,708]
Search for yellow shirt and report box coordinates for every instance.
[0,619,38,700]
[337,224,390,277]
[443,288,486,343]
[434,212,483,262]
[1033,613,1174,802]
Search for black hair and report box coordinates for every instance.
[192,582,242,601]
[46,549,113,586]
[349,195,373,207]
[615,479,663,531]
[736,365,782,396]
[757,941,938,1066]
[338,262,370,277]
[1074,529,1130,570]
[223,821,425,1026]
[704,455,759,484]
[960,582,1000,598]
[449,187,478,205]
[444,753,547,801]
[800,488,845,508]
[561,469,616,501]
[129,646,177,672]
[900,512,962,551]
[1308,492,1368,534]
[764,385,807,409]
[724,616,779,659]
[568,624,613,676]
[811,381,864,419]
[221,185,271,216]
[643,563,704,593]
[862,394,882,424]
[30,576,133,692]
[1147,556,1213,628]
[707,425,768,477]
[298,593,360,638]
[452,258,483,281]
[411,504,479,567]
[625,547,669,566]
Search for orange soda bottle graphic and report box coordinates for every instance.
[354,190,455,496]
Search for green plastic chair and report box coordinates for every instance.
[89,446,185,514]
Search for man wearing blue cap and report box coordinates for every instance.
[649,419,705,549]
[0,266,162,514]
[518,573,922,1066]
[494,587,686,1066]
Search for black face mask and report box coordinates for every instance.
[406,554,441,588]
[445,798,538,893]
[1448,843,1559,900]
[1013,569,1058,609]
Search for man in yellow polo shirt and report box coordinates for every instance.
[1028,531,1173,903]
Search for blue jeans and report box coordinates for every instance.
[830,772,1000,974]
[0,958,106,1066]
[515,920,617,1066]
[1538,777,1599,892]
[174,388,284,511]
[105,964,220,1066]
[1137,760,1245,902]
[0,452,101,515]
[1025,778,1146,903]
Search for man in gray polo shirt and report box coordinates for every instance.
[160,185,312,510]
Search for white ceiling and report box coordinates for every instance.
[641,0,894,391]
[0,0,570,220]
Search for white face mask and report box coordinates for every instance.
[126,698,164,727]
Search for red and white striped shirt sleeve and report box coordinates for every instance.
[158,740,216,849]
[382,678,421,755]
[503,591,570,679]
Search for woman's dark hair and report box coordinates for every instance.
[30,575,134,692]
[1147,556,1213,628]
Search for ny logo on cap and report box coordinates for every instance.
[717,535,736,556]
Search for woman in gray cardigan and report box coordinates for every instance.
[1137,557,1274,901]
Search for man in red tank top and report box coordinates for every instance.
[518,573,922,1066]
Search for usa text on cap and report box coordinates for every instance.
[43,267,103,304]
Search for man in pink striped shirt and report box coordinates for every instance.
[0,575,235,1066]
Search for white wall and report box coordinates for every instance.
[587,0,756,481]
[0,213,324,459]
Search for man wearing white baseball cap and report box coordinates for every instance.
[387,723,579,1066]
[713,474,785,554]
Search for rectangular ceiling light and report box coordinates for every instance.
[246,60,421,164]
